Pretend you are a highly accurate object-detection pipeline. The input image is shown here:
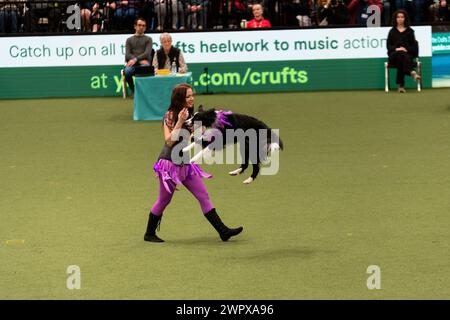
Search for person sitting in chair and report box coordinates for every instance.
[152,33,188,73]
[387,9,421,93]
[124,17,153,95]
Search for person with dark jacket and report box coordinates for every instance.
[152,33,188,73]
[387,9,421,93]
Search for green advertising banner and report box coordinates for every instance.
[0,58,432,99]
[0,27,433,99]
[432,32,450,54]
[432,32,450,88]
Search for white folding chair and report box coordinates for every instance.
[120,68,126,99]
[385,58,422,92]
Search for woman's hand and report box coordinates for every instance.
[178,108,189,123]
[165,108,189,146]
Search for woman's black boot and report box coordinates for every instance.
[204,208,243,241]
[144,213,165,242]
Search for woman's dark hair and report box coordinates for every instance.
[392,9,410,28]
[168,83,193,124]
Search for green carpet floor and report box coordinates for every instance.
[1,89,449,299]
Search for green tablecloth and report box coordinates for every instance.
[133,73,193,121]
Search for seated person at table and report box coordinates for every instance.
[152,33,188,73]
[124,17,153,94]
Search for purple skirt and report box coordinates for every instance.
[153,159,212,193]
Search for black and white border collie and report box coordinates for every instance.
[183,106,284,184]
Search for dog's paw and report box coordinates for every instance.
[190,155,200,164]
[182,142,196,153]
[268,143,280,152]
[229,168,243,176]
[190,150,204,163]
[243,177,254,184]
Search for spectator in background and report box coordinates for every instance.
[393,0,413,20]
[210,0,245,29]
[246,3,271,28]
[186,0,208,30]
[382,0,394,26]
[439,0,449,21]
[172,0,187,30]
[80,1,97,32]
[387,9,421,93]
[228,0,246,28]
[114,0,139,30]
[124,18,153,94]
[152,33,188,73]
[411,0,426,23]
[315,0,329,25]
[318,0,350,25]
[141,0,156,31]
[79,1,104,32]
[0,0,20,33]
[443,0,449,21]
[347,0,382,25]
[292,0,312,27]
[103,2,116,30]
[429,0,449,22]
[90,2,105,32]
[245,0,268,19]
[155,0,186,30]
[210,0,224,28]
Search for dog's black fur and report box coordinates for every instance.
[185,106,284,183]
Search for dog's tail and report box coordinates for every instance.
[268,129,284,152]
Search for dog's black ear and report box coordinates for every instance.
[198,105,204,112]
[206,108,216,115]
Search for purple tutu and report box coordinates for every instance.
[153,159,212,194]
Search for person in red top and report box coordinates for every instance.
[246,3,272,28]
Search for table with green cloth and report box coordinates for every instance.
[133,73,193,121]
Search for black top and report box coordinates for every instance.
[158,137,192,165]
[387,27,418,57]
[156,47,181,71]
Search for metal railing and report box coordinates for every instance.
[0,0,449,35]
